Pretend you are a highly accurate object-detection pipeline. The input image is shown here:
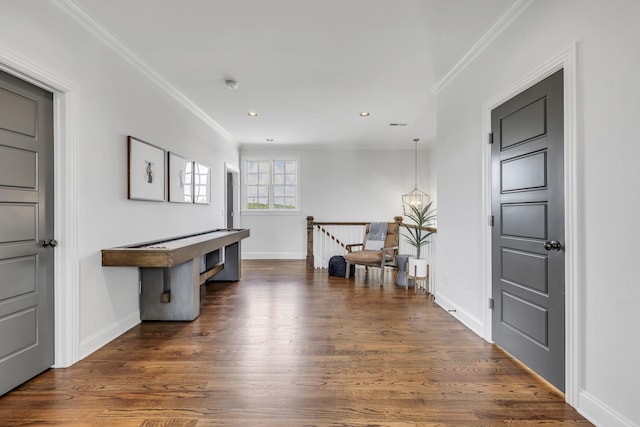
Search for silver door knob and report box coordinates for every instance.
[543,240,562,251]
[41,239,58,248]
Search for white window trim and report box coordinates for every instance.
[241,156,301,213]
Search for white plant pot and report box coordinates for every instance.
[407,257,428,278]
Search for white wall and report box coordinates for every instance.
[5,1,634,424]
[436,1,640,426]
[0,1,238,360]
[240,144,436,259]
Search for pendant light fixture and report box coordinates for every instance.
[402,138,430,215]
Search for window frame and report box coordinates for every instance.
[241,156,301,213]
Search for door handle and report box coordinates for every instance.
[41,239,58,248]
[543,240,562,251]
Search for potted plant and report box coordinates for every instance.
[402,201,436,287]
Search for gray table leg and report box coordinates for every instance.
[140,259,200,321]
[209,241,242,281]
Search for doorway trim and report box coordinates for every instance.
[481,44,579,405]
[0,46,80,368]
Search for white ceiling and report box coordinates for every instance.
[72,0,515,148]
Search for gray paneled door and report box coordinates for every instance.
[0,69,54,395]
[491,70,564,391]
[226,171,234,228]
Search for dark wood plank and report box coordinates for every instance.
[0,260,592,426]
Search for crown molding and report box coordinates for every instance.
[52,0,234,141]
[430,0,536,95]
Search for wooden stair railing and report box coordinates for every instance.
[306,217,370,269]
[307,216,425,269]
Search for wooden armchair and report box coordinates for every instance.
[344,221,399,284]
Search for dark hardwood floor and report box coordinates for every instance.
[0,260,591,426]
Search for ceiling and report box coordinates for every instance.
[71,0,515,148]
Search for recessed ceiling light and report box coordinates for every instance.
[248,112,258,117]
[360,112,370,117]
[225,79,238,90]
[266,138,274,142]
[390,123,408,126]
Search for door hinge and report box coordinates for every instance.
[488,215,494,227]
[488,132,494,144]
[489,298,494,310]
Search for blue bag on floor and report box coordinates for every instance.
[328,255,355,277]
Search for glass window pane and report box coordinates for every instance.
[284,161,296,173]
[247,174,258,185]
[245,159,298,211]
[273,161,284,174]
[284,197,296,209]
[246,160,270,209]
[246,161,256,174]
[257,197,269,209]
[247,160,265,174]
[258,161,270,172]
[248,197,269,210]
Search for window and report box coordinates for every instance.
[244,159,298,211]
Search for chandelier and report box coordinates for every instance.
[402,138,430,215]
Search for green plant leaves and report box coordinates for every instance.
[402,201,436,259]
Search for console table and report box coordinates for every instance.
[102,229,249,321]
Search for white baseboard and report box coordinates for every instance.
[578,390,636,427]
[434,292,486,339]
[435,295,636,427]
[78,311,140,361]
[242,252,305,260]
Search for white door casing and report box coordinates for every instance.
[481,44,578,404]
[0,47,80,369]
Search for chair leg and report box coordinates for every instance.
[426,264,430,295]
[408,265,416,292]
[345,262,351,278]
